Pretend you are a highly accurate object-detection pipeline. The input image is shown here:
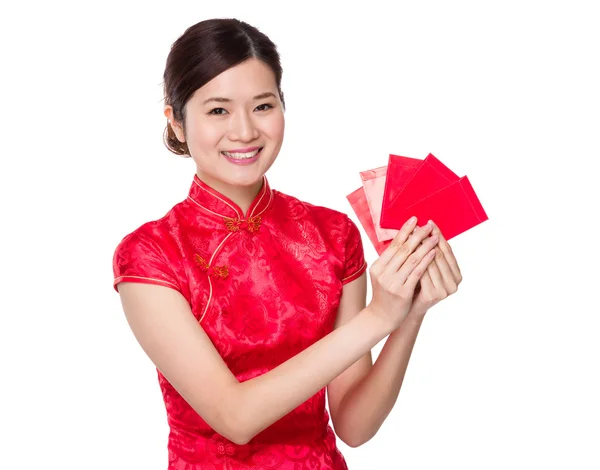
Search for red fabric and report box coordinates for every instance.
[113,174,367,469]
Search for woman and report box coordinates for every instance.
[113,18,462,470]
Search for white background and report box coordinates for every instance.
[1,1,599,469]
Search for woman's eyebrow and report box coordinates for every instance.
[202,92,276,105]
[253,92,277,100]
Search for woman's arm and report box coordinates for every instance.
[326,271,424,448]
[118,281,393,446]
[117,217,437,445]
[331,312,425,447]
[331,223,464,447]
[326,272,374,446]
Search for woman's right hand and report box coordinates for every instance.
[367,217,439,331]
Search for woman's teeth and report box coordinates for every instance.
[222,148,261,159]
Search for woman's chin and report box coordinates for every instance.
[216,168,266,188]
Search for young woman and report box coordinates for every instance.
[113,18,462,470]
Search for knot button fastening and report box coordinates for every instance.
[224,215,261,233]
[195,254,229,280]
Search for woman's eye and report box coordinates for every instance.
[255,103,273,111]
[208,104,272,115]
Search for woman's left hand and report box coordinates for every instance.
[409,220,463,318]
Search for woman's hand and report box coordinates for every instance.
[366,217,439,331]
[409,220,463,318]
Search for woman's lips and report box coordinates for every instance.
[223,146,261,153]
[221,147,263,165]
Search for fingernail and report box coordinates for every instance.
[409,216,417,224]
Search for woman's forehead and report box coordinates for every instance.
[194,59,278,102]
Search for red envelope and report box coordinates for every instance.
[380,153,459,230]
[379,175,488,240]
[380,155,423,218]
[346,187,391,255]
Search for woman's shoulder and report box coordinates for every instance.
[272,189,350,225]
[112,208,185,293]
[272,190,365,276]
[113,206,180,257]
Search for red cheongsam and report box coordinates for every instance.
[113,174,367,470]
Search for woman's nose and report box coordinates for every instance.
[228,111,259,142]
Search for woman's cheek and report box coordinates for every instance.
[267,113,285,138]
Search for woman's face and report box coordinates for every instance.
[166,58,285,189]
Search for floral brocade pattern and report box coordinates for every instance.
[113,175,367,469]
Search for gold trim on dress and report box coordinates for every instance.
[342,260,367,282]
[188,175,272,221]
[187,196,228,218]
[113,275,180,290]
[199,275,213,324]
[193,177,241,218]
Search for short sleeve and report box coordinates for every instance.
[112,232,181,293]
[341,216,368,285]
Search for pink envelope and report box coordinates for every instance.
[380,153,459,230]
[346,187,391,255]
[360,165,399,242]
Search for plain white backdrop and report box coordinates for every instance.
[1,1,598,469]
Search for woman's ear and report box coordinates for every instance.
[164,105,186,143]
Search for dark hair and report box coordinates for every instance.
[162,18,285,156]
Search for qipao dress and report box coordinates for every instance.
[113,174,367,470]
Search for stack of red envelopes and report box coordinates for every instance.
[347,153,488,255]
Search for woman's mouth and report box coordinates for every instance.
[221,147,263,165]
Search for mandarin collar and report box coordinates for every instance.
[187,174,274,223]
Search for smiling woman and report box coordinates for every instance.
[162,20,285,202]
[113,17,439,470]
[164,56,285,198]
